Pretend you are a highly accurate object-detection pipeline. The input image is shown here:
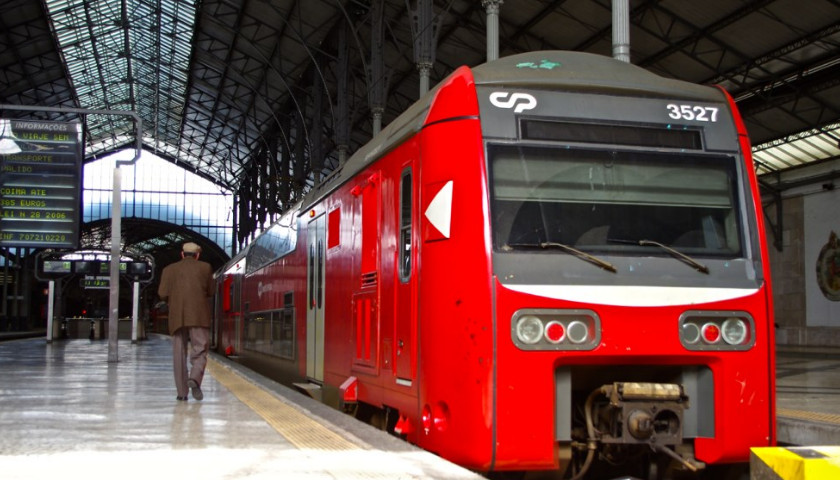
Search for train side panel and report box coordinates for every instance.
[317,136,423,413]
[233,218,310,383]
[408,70,498,468]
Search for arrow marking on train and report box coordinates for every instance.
[424,181,453,239]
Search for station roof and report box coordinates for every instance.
[1,0,839,243]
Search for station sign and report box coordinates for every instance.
[36,252,155,283]
[82,276,110,289]
[0,118,83,249]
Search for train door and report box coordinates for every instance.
[394,167,416,383]
[352,171,381,374]
[306,214,326,382]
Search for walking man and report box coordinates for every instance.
[158,242,215,401]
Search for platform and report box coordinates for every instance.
[776,347,840,446]
[2,335,839,479]
[0,335,483,480]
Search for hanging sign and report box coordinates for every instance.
[0,119,83,248]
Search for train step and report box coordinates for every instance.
[293,382,323,402]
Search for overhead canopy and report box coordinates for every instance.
[1,0,839,208]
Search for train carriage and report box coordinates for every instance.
[215,50,775,479]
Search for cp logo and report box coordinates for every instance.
[489,91,537,113]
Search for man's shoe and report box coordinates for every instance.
[188,379,203,401]
[176,396,188,401]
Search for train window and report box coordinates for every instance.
[223,276,233,311]
[245,208,298,274]
[399,169,412,281]
[328,208,341,249]
[490,145,742,258]
[361,172,380,276]
[243,309,294,359]
[244,313,268,353]
[271,308,295,360]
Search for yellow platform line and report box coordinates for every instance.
[207,358,357,451]
[778,408,840,426]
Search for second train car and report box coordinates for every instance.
[215,50,775,479]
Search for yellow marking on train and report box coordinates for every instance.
[207,358,356,451]
[778,408,840,426]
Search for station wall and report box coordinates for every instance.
[766,159,840,347]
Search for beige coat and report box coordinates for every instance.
[158,257,214,335]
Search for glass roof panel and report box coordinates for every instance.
[35,0,838,189]
[753,123,840,176]
[44,0,197,159]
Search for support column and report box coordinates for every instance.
[612,0,631,63]
[335,21,350,166]
[372,107,384,136]
[417,62,432,97]
[369,0,387,137]
[131,281,140,344]
[482,0,503,62]
[310,70,324,187]
[108,165,121,362]
[46,280,55,343]
[337,144,349,166]
[409,0,440,97]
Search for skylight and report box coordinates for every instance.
[753,123,840,176]
[44,0,196,158]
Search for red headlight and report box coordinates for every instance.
[701,323,721,344]
[544,321,565,343]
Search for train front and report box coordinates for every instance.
[478,53,775,478]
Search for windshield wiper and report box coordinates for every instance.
[507,242,617,273]
[638,239,710,274]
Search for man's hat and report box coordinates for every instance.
[183,242,201,253]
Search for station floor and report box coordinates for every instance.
[0,334,838,479]
[0,334,484,480]
[775,346,840,446]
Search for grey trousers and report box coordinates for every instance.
[172,326,210,398]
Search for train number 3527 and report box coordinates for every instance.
[666,104,719,122]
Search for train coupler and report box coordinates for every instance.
[593,382,689,446]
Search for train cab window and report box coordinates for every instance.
[489,145,743,258]
[399,169,412,281]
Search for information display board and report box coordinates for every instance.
[0,118,83,248]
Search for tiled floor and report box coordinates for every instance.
[775,347,840,446]
[0,335,482,480]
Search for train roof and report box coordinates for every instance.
[471,51,722,102]
[301,51,723,212]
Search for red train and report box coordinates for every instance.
[215,51,775,479]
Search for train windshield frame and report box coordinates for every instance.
[489,144,744,260]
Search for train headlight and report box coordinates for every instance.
[566,320,589,344]
[511,309,600,351]
[679,311,755,351]
[681,322,701,344]
[515,315,544,344]
[721,317,748,345]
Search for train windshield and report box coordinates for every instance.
[490,145,743,258]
